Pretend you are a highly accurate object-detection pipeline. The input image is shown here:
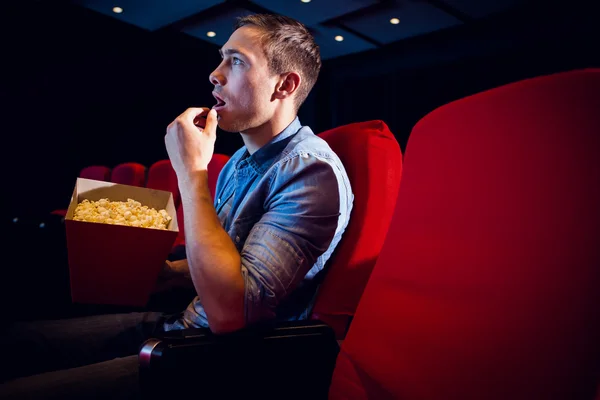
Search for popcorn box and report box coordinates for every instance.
[65,178,179,307]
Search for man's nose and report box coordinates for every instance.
[209,69,225,86]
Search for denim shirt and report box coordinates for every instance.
[164,117,353,330]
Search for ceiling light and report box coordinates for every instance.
[112,6,123,14]
[207,31,216,38]
[390,18,400,24]
[301,0,311,3]
[335,35,344,42]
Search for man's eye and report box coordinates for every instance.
[232,57,243,65]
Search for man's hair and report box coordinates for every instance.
[234,14,321,112]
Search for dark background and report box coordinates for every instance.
[2,1,598,219]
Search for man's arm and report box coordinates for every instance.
[179,171,245,334]
[165,107,245,334]
[240,155,342,325]
[166,157,342,332]
[170,156,342,332]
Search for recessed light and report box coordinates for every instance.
[301,0,311,3]
[207,31,216,38]
[112,6,123,14]
[390,18,400,24]
[335,35,344,42]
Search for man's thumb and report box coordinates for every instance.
[205,109,218,138]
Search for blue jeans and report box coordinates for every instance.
[0,312,165,399]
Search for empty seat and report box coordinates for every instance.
[110,162,146,187]
[146,160,180,208]
[329,69,600,399]
[50,165,111,216]
[79,165,111,182]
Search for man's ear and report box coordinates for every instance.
[272,72,301,100]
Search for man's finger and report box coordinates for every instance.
[182,107,210,124]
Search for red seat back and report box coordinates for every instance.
[330,69,600,399]
[50,165,112,216]
[173,204,186,248]
[146,160,180,208]
[208,154,230,199]
[79,165,111,181]
[311,120,402,339]
[110,162,146,187]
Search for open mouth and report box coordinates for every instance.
[212,92,227,111]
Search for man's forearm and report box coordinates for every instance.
[179,170,245,333]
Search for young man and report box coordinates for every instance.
[0,14,353,398]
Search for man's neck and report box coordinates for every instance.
[240,113,297,155]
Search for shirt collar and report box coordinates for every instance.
[239,117,302,174]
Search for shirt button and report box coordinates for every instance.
[217,198,221,204]
[235,236,240,243]
[302,152,309,158]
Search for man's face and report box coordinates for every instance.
[209,26,279,133]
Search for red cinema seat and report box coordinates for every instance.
[310,120,402,339]
[146,160,180,208]
[330,69,600,400]
[50,165,111,216]
[110,162,146,187]
[172,204,185,249]
[79,165,111,182]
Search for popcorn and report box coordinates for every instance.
[73,198,172,230]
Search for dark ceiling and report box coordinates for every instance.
[69,0,522,60]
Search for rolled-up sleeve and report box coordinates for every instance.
[240,154,341,325]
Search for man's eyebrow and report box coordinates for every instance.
[219,48,248,59]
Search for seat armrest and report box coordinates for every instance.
[139,320,339,399]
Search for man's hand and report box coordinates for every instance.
[153,259,193,293]
[161,259,191,279]
[165,107,218,183]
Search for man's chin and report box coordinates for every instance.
[217,116,246,133]
[216,120,239,133]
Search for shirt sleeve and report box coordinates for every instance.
[239,153,341,325]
